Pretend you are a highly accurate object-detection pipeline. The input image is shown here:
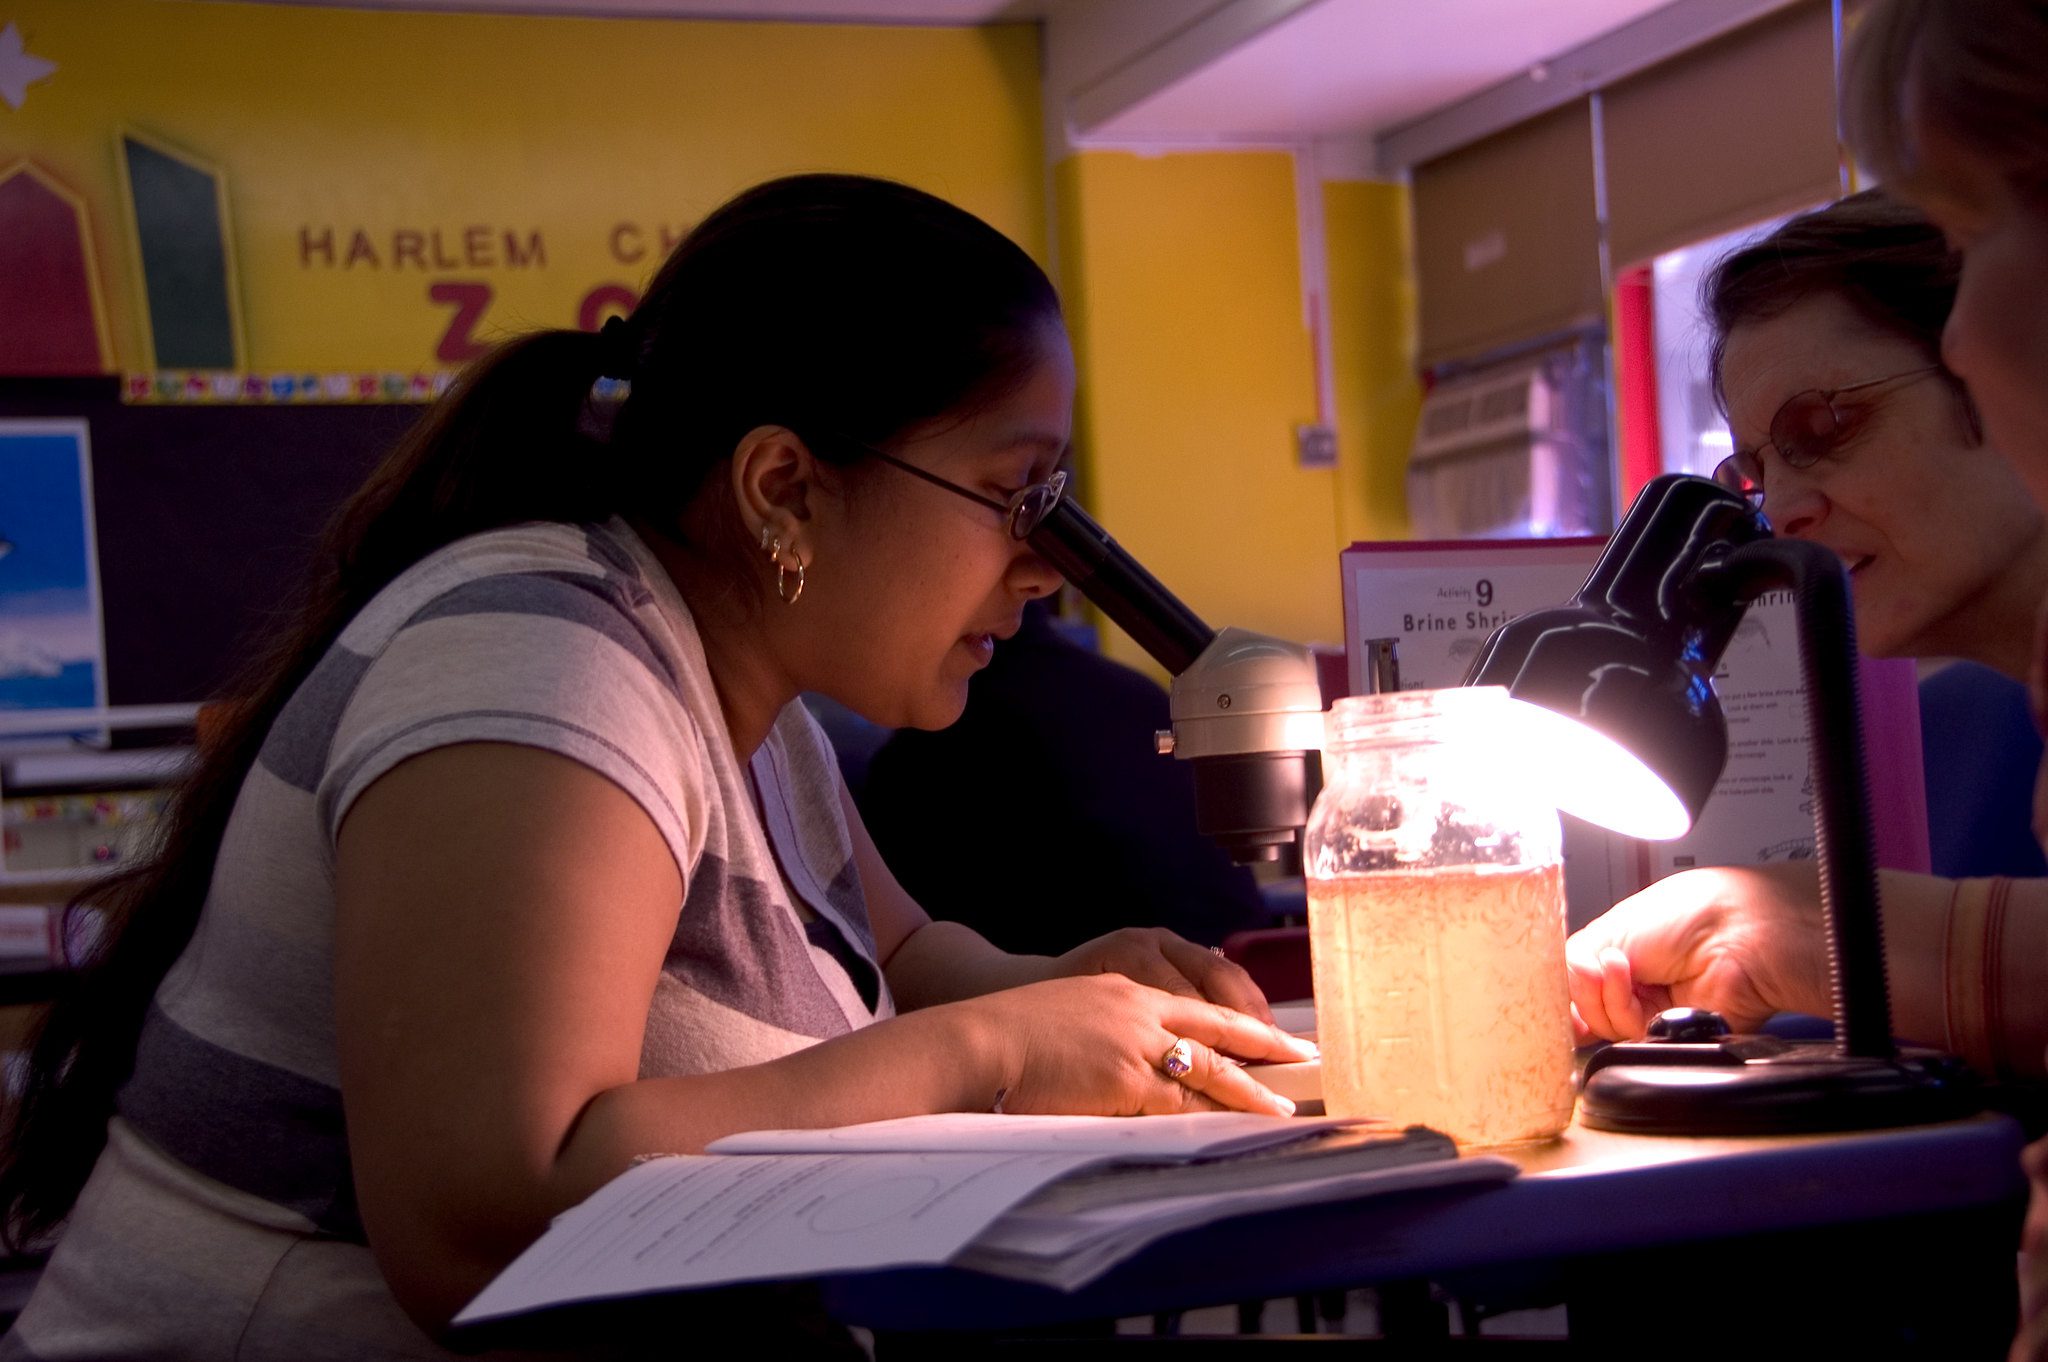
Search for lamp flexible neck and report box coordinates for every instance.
[1691,538,1894,1060]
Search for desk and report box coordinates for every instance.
[832,1112,2025,1351]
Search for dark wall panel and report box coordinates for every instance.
[0,378,419,707]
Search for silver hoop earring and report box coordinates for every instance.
[776,545,807,606]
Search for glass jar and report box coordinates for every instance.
[1304,687,1574,1146]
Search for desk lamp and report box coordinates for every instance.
[1463,473,1974,1134]
[1030,473,1976,1136]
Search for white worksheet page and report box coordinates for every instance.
[455,1150,1102,1326]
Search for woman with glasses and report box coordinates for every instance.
[1569,192,2048,1085]
[0,174,1312,1359]
[1712,190,2048,879]
[1576,1,2048,1337]
[1707,191,2047,678]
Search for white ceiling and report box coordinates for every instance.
[1085,0,1675,142]
[251,0,1049,21]
[252,0,1680,142]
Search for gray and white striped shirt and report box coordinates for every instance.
[8,519,888,1359]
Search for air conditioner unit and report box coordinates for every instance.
[1405,344,1610,541]
[1412,363,1551,463]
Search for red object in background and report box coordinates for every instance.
[1220,926,1313,1004]
[1310,644,1349,707]
[0,164,107,375]
[1614,264,1663,504]
[577,284,640,334]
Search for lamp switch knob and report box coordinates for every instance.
[1645,1007,1732,1043]
[1154,729,1176,755]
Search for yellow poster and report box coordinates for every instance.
[0,1,1042,392]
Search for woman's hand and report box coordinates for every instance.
[1566,862,1834,1041]
[2017,1135,2048,1361]
[1051,927,1275,1024]
[963,973,1316,1118]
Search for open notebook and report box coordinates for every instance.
[453,1111,1515,1332]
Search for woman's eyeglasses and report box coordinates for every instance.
[1712,365,1943,505]
[849,441,1070,541]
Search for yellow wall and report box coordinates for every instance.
[11,0,1425,664]
[1326,179,1420,546]
[1052,150,1417,673]
[3,1,1042,373]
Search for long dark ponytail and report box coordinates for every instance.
[0,172,1060,1246]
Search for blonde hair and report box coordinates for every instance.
[1846,0,2048,195]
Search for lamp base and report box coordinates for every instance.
[1579,1035,1979,1136]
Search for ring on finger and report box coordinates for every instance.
[1161,1036,1195,1081]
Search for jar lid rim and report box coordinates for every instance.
[1324,685,1512,747]
[1330,685,1507,719]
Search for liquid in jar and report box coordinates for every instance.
[1308,861,1574,1146]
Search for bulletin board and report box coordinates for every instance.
[0,378,414,706]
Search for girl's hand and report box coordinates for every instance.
[1566,862,1833,1041]
[966,973,1316,1118]
[1052,926,1275,1024]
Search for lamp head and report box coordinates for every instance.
[1464,475,1770,840]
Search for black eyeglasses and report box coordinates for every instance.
[1712,365,1943,505]
[856,442,1070,541]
